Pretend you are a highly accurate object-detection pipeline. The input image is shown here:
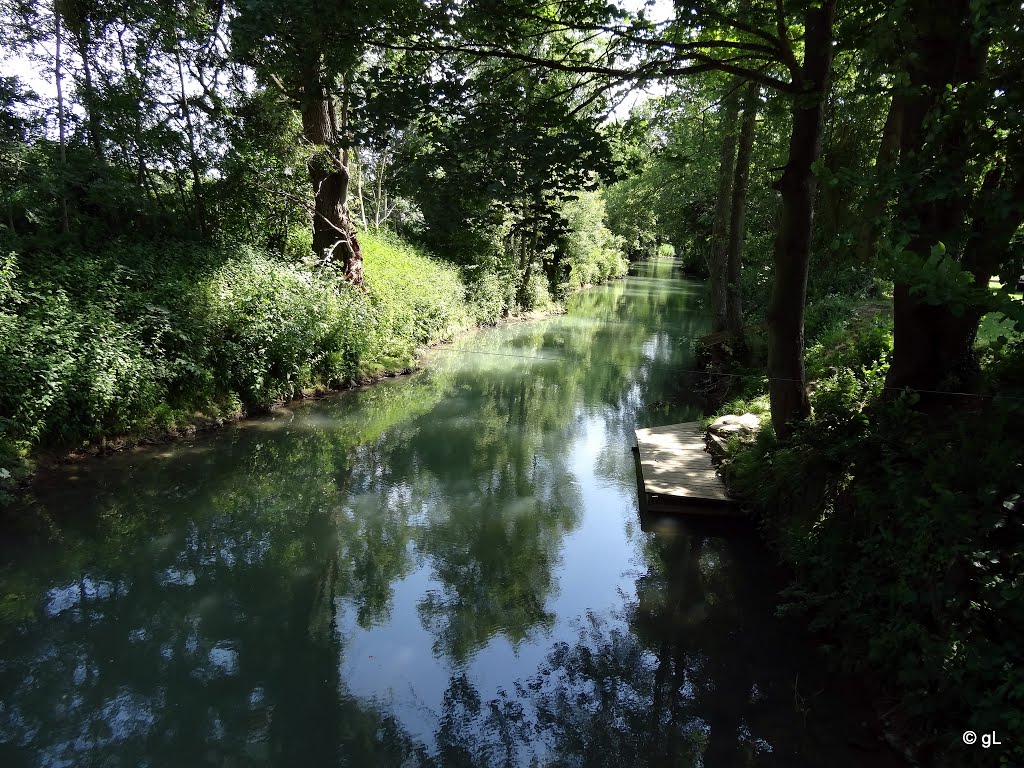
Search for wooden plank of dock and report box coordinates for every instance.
[634,422,734,512]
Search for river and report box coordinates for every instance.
[0,258,880,766]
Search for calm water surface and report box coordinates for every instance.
[1,259,872,766]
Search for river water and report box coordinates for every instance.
[0,258,877,766]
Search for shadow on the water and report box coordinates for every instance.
[0,258,901,766]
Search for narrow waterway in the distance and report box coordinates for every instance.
[1,258,873,767]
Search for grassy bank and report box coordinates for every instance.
[710,292,1024,766]
[0,230,531,504]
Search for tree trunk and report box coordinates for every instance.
[709,88,740,333]
[766,2,836,438]
[300,74,362,284]
[517,216,540,307]
[374,149,389,229]
[885,0,992,395]
[54,4,70,234]
[725,82,759,360]
[116,28,142,180]
[854,94,902,263]
[175,40,206,237]
[68,8,104,161]
[888,165,1024,395]
[354,149,368,229]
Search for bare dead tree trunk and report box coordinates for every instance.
[725,82,759,360]
[709,87,740,333]
[301,68,362,284]
[767,1,836,438]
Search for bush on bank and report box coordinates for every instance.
[714,299,1024,766]
[360,231,475,371]
[0,229,535,503]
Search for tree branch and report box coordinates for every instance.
[373,38,796,95]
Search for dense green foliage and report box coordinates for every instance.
[594,5,1023,757]
[360,232,475,369]
[712,303,1024,764]
[2,0,1024,762]
[0,0,633,502]
[0,229,565,502]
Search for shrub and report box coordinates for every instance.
[0,229,490,476]
[0,255,167,445]
[461,266,516,325]
[716,340,1023,765]
[202,251,367,407]
[804,294,893,381]
[561,191,628,292]
[710,304,1024,765]
[360,229,473,367]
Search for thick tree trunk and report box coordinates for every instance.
[709,90,740,333]
[887,288,984,394]
[887,164,1024,394]
[885,0,991,395]
[725,82,759,359]
[766,2,836,438]
[301,77,362,285]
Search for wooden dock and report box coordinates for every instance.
[633,422,735,514]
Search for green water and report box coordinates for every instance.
[0,259,874,766]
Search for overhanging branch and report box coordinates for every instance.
[370,38,797,95]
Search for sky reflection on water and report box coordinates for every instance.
[1,259,878,767]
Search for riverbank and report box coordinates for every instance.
[16,307,570,494]
[0,230,623,508]
[0,232,454,504]
[704,292,1024,767]
[0,256,898,766]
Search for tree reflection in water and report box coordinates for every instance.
[428,514,870,768]
[0,260,881,766]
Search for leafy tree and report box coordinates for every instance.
[432,0,843,435]
[397,48,618,304]
[0,76,46,234]
[709,80,740,334]
[881,0,1024,395]
[229,0,424,282]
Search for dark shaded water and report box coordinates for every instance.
[1,259,876,766]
